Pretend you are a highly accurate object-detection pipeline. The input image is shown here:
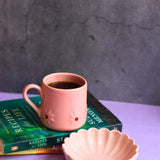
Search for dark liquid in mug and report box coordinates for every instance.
[48,81,81,89]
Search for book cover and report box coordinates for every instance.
[0,91,122,154]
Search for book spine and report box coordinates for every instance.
[87,91,122,132]
[1,145,62,155]
[4,135,67,154]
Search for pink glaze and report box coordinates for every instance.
[23,72,87,131]
[62,128,138,160]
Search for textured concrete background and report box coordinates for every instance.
[0,0,160,105]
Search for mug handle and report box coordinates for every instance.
[23,84,42,117]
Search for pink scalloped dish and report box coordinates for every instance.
[62,128,138,160]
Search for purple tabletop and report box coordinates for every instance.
[0,92,159,160]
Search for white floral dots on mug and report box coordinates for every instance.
[42,110,85,129]
[23,72,87,131]
[42,109,55,125]
[69,111,86,128]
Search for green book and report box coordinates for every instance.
[0,91,122,154]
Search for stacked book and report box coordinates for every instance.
[0,91,122,155]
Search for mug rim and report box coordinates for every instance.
[42,72,87,91]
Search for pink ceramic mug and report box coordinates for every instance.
[23,72,87,131]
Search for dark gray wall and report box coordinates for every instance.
[0,0,160,105]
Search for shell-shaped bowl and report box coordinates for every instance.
[62,128,138,160]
